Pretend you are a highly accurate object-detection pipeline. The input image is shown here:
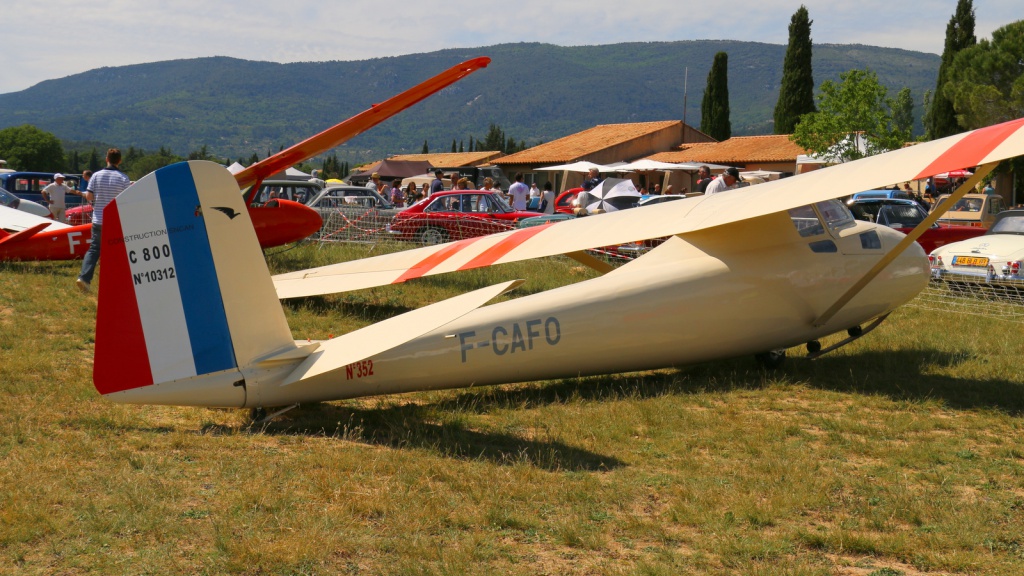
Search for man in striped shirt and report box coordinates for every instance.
[76,148,131,293]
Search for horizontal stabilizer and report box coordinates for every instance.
[0,205,69,234]
[273,116,1024,299]
[0,222,50,246]
[281,279,523,385]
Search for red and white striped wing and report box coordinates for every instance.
[274,117,1024,300]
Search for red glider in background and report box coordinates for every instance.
[0,57,491,262]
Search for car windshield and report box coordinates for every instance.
[877,204,926,227]
[0,187,17,207]
[989,214,1024,235]
[490,193,514,213]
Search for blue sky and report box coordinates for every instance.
[1,0,1018,94]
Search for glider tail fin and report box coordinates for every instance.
[94,161,297,407]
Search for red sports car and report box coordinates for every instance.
[554,187,584,215]
[846,198,985,254]
[388,190,537,244]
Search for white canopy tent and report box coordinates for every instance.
[535,161,610,173]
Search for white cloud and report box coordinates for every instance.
[1,0,1019,94]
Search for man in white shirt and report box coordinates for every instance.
[41,173,76,222]
[508,173,530,211]
[704,167,740,195]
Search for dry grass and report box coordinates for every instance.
[1,242,1023,575]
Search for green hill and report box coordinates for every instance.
[0,42,939,164]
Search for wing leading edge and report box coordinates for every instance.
[274,117,1024,300]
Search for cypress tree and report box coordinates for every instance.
[774,5,816,134]
[422,140,429,154]
[926,0,975,139]
[701,52,731,141]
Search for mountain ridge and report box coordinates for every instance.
[0,41,939,163]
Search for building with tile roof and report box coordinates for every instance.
[389,151,503,168]
[494,121,714,191]
[648,135,809,173]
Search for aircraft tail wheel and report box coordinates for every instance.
[848,325,863,337]
[806,340,822,354]
[755,349,786,369]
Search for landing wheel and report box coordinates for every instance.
[806,340,822,354]
[755,349,787,369]
[419,227,448,245]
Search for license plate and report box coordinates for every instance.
[953,256,989,267]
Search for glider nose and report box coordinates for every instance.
[250,200,323,248]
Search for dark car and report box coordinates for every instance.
[388,190,537,244]
[0,172,85,208]
[846,198,985,254]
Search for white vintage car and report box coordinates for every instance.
[929,209,1024,291]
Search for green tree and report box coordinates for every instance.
[774,5,816,134]
[891,87,915,136]
[944,19,1024,129]
[791,69,909,162]
[482,124,505,151]
[125,148,182,180]
[0,125,65,171]
[451,139,457,153]
[925,0,976,139]
[421,140,429,154]
[701,52,731,141]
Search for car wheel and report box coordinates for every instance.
[419,227,448,245]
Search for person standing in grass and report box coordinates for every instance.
[76,149,130,293]
[41,173,76,223]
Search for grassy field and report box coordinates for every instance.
[1,242,1023,575]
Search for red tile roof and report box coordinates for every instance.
[648,135,809,164]
[389,151,503,166]
[495,121,682,165]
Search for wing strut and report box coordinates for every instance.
[812,162,996,327]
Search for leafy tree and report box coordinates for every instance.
[451,139,457,153]
[774,5,816,134]
[247,152,260,166]
[422,140,428,154]
[0,125,65,171]
[891,87,915,136]
[925,0,975,139]
[482,124,505,151]
[125,148,182,180]
[88,148,101,172]
[791,69,909,162]
[701,52,731,141]
[944,19,1024,129]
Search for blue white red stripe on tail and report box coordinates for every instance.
[95,162,236,394]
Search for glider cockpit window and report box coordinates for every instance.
[815,199,857,235]
[788,205,825,237]
[789,200,856,239]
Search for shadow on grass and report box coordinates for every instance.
[792,348,1024,415]
[214,402,624,473]
[196,346,1021,470]
[410,347,1024,417]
